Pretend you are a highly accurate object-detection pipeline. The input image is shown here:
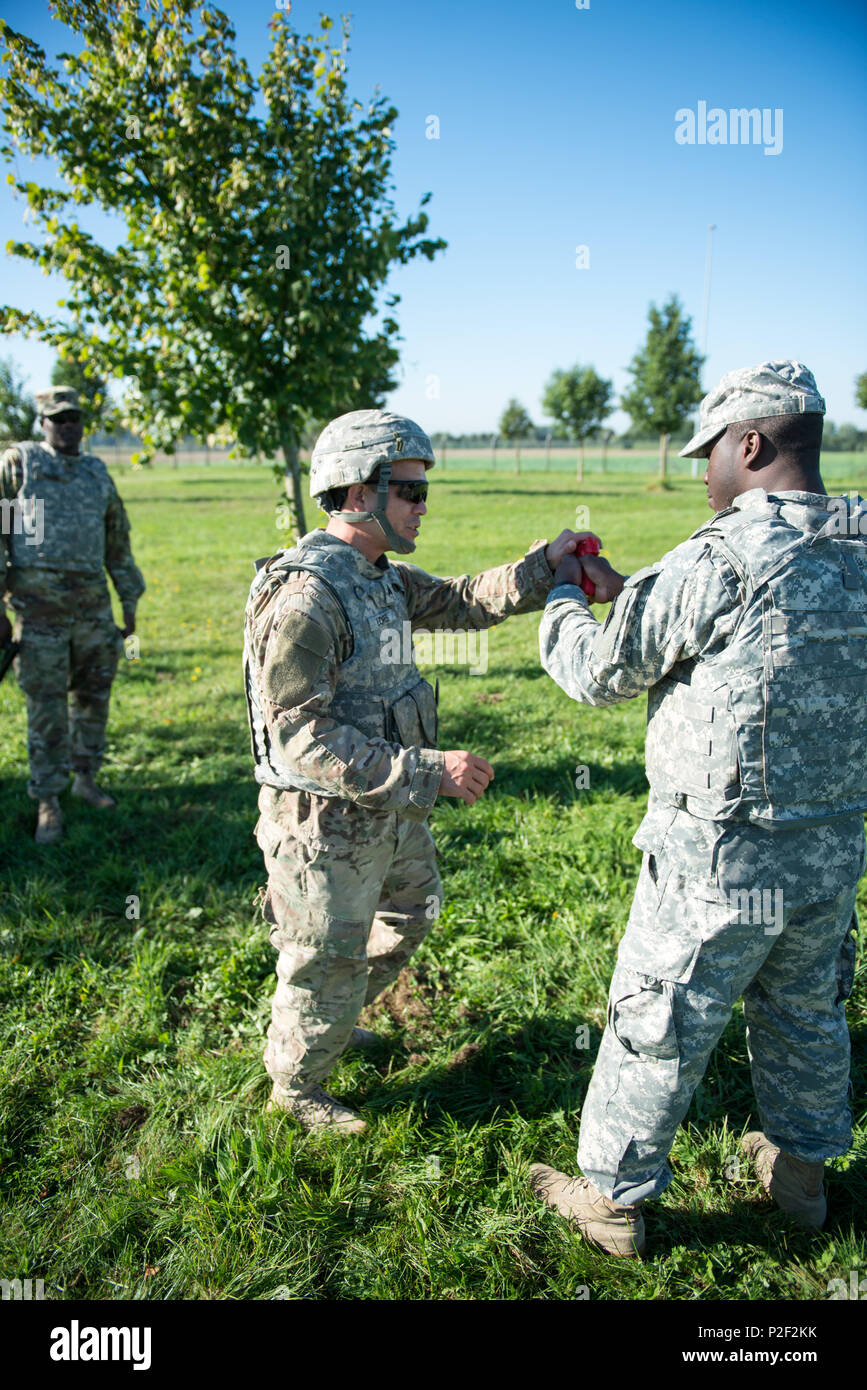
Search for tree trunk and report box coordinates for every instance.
[514,439,520,474]
[545,434,551,471]
[600,436,607,473]
[577,439,584,483]
[659,432,668,478]
[278,414,307,541]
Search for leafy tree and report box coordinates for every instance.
[542,364,613,481]
[498,398,533,473]
[856,372,867,411]
[0,2,445,538]
[0,354,36,440]
[834,423,862,453]
[621,295,704,476]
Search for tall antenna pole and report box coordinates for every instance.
[692,222,716,478]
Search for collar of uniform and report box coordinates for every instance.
[43,441,81,464]
[304,528,391,578]
[731,486,835,511]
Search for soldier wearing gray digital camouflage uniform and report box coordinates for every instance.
[244,408,591,1133]
[529,362,867,1256]
[0,387,145,844]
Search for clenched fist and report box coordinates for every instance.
[553,553,626,603]
[578,555,626,603]
[438,750,495,806]
[545,529,603,572]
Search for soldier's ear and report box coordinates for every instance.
[741,429,763,465]
[345,483,367,512]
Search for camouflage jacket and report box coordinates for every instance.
[0,442,145,613]
[245,529,554,820]
[540,490,867,865]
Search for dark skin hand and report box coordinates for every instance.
[553,552,626,602]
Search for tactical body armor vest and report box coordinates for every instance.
[645,493,867,824]
[244,530,438,794]
[6,441,111,572]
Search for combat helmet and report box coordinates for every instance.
[309,409,435,554]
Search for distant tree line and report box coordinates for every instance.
[3,334,866,466]
[498,305,867,476]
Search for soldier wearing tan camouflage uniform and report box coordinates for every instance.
[0,387,145,844]
[244,408,592,1133]
[529,362,867,1256]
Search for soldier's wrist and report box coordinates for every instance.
[524,540,556,591]
[405,747,445,819]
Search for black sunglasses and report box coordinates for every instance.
[387,480,428,503]
[50,412,83,425]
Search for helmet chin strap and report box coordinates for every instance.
[329,462,416,555]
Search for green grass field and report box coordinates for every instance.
[1,460,866,1301]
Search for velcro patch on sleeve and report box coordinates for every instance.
[262,610,333,709]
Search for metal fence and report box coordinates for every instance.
[2,438,864,484]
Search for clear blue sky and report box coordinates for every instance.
[2,0,865,435]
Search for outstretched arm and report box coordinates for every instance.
[540,541,742,707]
[394,531,600,631]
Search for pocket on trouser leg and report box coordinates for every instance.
[15,625,70,700]
[69,614,122,695]
[610,967,680,1062]
[616,862,705,985]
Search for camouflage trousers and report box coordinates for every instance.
[577,821,862,1205]
[256,788,442,1096]
[13,598,123,798]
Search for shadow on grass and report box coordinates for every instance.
[350,1003,866,1235]
[355,1012,599,1124]
[0,771,262,952]
[429,735,648,802]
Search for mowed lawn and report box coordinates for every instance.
[1,459,865,1302]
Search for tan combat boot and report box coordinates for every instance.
[71,773,117,809]
[348,1026,381,1049]
[266,1083,367,1135]
[741,1131,826,1228]
[528,1163,646,1257]
[35,797,63,845]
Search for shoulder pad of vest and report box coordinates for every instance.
[622,562,664,590]
[687,510,733,541]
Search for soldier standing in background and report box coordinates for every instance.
[0,386,145,844]
[244,408,592,1133]
[529,362,867,1256]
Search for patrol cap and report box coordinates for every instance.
[679,361,825,458]
[309,409,435,500]
[36,385,82,417]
